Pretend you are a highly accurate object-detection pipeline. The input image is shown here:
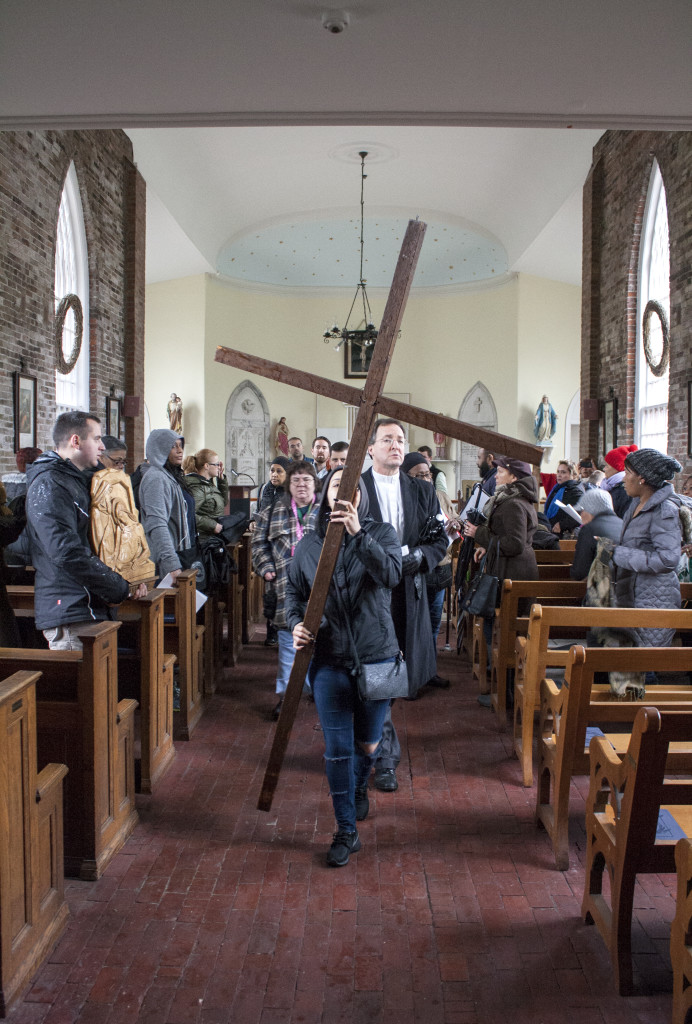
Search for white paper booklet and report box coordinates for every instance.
[554,499,583,525]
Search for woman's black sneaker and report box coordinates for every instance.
[326,830,361,867]
[355,787,369,821]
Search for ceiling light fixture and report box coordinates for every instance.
[323,150,378,354]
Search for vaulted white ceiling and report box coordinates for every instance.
[128,126,603,288]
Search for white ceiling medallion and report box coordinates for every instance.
[329,142,398,165]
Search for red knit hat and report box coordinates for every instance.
[605,444,637,473]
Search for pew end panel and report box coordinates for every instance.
[117,591,176,794]
[0,671,70,1017]
[672,838,692,1024]
[0,622,138,881]
[161,571,205,741]
[581,706,692,996]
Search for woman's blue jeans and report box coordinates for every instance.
[312,662,392,832]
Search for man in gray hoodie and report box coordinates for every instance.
[138,428,194,580]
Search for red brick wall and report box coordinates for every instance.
[580,130,692,482]
[0,129,145,473]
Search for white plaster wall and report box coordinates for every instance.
[515,274,582,472]
[144,276,207,452]
[144,272,582,487]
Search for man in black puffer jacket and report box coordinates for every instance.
[26,411,147,649]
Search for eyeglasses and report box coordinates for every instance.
[208,462,221,467]
[108,457,126,466]
[374,436,405,448]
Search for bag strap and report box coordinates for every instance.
[332,575,362,677]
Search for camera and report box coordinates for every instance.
[465,508,487,527]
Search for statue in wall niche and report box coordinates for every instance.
[274,417,289,458]
[90,469,155,584]
[167,393,183,434]
[534,394,557,446]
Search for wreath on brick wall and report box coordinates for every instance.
[642,299,670,378]
[54,293,84,375]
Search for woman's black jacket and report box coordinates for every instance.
[545,478,585,533]
[285,517,402,671]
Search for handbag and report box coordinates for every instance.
[262,582,278,620]
[460,545,499,618]
[335,575,410,701]
[354,652,410,702]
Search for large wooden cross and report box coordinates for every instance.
[215,219,543,811]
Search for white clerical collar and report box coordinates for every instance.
[372,469,400,484]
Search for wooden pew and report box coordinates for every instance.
[116,590,176,793]
[535,548,576,564]
[8,585,176,796]
[582,706,692,996]
[161,570,205,740]
[537,644,692,869]
[514,604,692,787]
[201,592,225,698]
[224,541,244,667]
[489,579,587,718]
[0,671,69,1016]
[672,838,692,1024]
[0,622,138,880]
[536,563,573,580]
[238,532,253,645]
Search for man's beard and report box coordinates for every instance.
[479,461,491,479]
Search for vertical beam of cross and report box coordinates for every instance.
[256,219,427,812]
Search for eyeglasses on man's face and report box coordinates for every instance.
[374,435,405,448]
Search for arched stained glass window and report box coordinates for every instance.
[55,162,90,412]
[635,160,669,450]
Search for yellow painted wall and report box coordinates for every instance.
[144,276,207,451]
[144,272,582,486]
[516,274,582,472]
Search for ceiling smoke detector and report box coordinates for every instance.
[322,10,350,33]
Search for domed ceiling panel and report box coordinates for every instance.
[216,214,508,288]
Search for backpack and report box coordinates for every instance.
[198,535,231,591]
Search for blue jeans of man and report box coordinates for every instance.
[312,662,392,831]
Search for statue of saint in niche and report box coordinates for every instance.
[90,469,155,584]
[534,395,557,446]
[275,417,289,457]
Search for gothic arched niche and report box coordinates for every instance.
[225,380,270,486]
[456,381,498,500]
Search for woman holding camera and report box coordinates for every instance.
[286,468,402,867]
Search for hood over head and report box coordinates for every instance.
[146,428,183,469]
[316,468,370,537]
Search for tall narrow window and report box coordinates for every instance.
[55,163,90,412]
[635,160,669,450]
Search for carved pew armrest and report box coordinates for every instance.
[587,735,627,820]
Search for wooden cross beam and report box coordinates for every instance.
[214,354,544,466]
[214,218,542,812]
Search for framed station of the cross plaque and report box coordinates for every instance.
[344,339,373,379]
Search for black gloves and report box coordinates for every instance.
[401,547,424,576]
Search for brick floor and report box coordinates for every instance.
[9,635,676,1023]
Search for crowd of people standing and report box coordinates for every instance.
[3,408,692,869]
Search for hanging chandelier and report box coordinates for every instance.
[323,150,378,353]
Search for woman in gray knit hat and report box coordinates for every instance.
[611,448,683,645]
